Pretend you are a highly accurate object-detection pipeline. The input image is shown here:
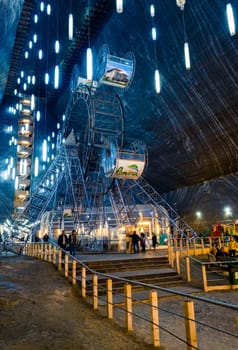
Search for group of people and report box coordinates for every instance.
[57,229,78,257]
[210,243,233,261]
[128,231,158,253]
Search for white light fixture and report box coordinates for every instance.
[24,51,29,59]
[38,49,43,60]
[45,73,49,85]
[40,2,44,12]
[68,13,73,40]
[32,75,36,85]
[150,4,155,17]
[55,40,60,54]
[54,65,59,89]
[224,206,232,217]
[42,140,47,162]
[154,69,161,94]
[184,42,191,70]
[33,34,37,43]
[36,110,41,122]
[15,176,19,190]
[86,47,93,81]
[47,4,51,15]
[34,157,39,177]
[116,0,123,13]
[226,3,236,36]
[152,27,157,40]
[29,41,33,49]
[34,14,38,23]
[31,94,35,110]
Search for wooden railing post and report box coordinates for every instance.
[186,256,191,282]
[193,239,196,256]
[64,254,68,278]
[201,238,205,255]
[175,250,180,275]
[168,240,171,265]
[186,239,189,255]
[48,244,52,263]
[58,250,62,271]
[40,244,44,260]
[72,260,77,286]
[202,264,208,292]
[150,290,160,347]
[184,300,198,350]
[93,275,98,310]
[82,267,86,298]
[44,243,47,261]
[37,243,41,259]
[125,283,133,331]
[53,246,56,265]
[107,278,113,319]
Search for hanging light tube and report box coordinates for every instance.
[55,40,60,54]
[152,27,157,40]
[36,110,41,122]
[54,65,59,89]
[116,0,123,13]
[154,69,161,94]
[150,4,155,17]
[31,94,35,110]
[86,47,93,81]
[184,41,191,70]
[68,13,73,40]
[34,157,39,177]
[45,73,49,85]
[42,140,47,162]
[226,3,236,36]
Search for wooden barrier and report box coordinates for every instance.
[93,275,98,310]
[125,283,133,331]
[107,279,113,319]
[150,290,160,347]
[72,260,76,285]
[175,250,180,275]
[48,244,52,263]
[53,246,56,265]
[184,300,198,350]
[82,267,86,298]
[58,250,62,271]
[64,254,68,278]
[186,256,191,282]
[202,265,208,292]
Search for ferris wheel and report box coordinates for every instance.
[60,48,147,231]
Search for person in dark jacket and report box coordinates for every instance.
[58,230,68,257]
[69,229,77,256]
[130,231,140,253]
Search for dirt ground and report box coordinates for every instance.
[1,255,238,350]
[0,256,155,350]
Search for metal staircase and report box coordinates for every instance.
[108,179,137,227]
[129,176,197,238]
[5,136,89,244]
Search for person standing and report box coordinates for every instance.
[58,230,68,257]
[140,233,146,253]
[69,229,77,257]
[130,231,140,253]
[152,232,158,250]
[43,233,49,242]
